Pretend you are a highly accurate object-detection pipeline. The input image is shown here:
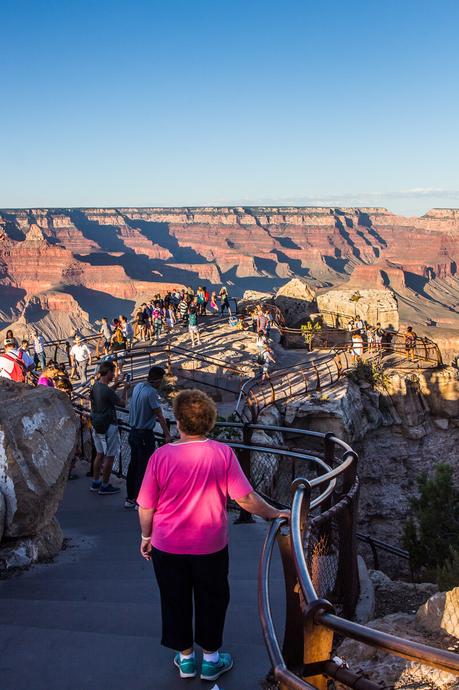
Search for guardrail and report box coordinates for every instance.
[236,335,443,422]
[259,474,459,689]
[72,388,458,689]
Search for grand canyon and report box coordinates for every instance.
[1,206,458,358]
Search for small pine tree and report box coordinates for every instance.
[437,546,459,591]
[403,464,459,579]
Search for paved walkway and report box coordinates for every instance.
[0,470,285,690]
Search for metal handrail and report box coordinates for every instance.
[289,476,459,679]
[258,517,316,690]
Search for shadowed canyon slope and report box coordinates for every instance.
[1,206,459,348]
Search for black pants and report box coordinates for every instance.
[127,429,156,501]
[152,545,230,652]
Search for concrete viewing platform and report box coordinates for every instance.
[0,468,285,690]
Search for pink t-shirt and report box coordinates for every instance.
[137,438,253,555]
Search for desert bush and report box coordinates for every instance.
[403,463,459,582]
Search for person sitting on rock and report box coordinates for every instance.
[54,362,73,396]
[37,360,59,387]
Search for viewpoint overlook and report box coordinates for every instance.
[1,206,459,360]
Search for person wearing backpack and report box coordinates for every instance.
[90,360,129,496]
[0,338,27,382]
[110,319,127,379]
[404,325,417,361]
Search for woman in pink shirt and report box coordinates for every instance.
[137,389,289,682]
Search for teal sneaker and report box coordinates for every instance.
[173,653,197,679]
[200,652,233,681]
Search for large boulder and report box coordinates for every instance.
[0,379,78,539]
[274,278,316,326]
[317,287,399,330]
[336,587,459,690]
[416,588,459,638]
[237,290,273,314]
[0,489,5,542]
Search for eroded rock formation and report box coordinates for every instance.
[1,206,459,354]
[0,380,78,570]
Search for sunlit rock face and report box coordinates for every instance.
[1,206,459,350]
[0,380,78,570]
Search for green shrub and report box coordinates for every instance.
[346,360,390,388]
[403,464,459,581]
[437,546,459,591]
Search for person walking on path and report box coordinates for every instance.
[209,291,219,315]
[110,319,127,379]
[125,366,171,509]
[89,360,128,496]
[98,317,112,356]
[188,305,201,347]
[137,389,289,682]
[374,322,385,353]
[70,335,92,384]
[18,339,35,374]
[32,330,46,370]
[404,325,417,361]
[259,344,275,382]
[219,287,231,317]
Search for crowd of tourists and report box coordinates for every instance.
[132,286,232,343]
[347,316,418,363]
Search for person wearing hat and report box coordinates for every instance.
[0,338,27,382]
[70,335,92,384]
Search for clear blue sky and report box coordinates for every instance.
[1,0,458,215]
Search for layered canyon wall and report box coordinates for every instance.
[1,207,459,348]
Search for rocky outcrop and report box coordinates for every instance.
[0,380,78,570]
[317,287,399,329]
[274,278,316,326]
[281,367,459,574]
[417,589,459,638]
[336,587,459,690]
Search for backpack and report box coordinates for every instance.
[113,328,126,345]
[256,352,265,365]
[0,352,26,382]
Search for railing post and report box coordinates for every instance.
[277,528,304,669]
[234,423,255,524]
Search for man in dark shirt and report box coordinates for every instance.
[125,366,171,508]
[90,360,129,495]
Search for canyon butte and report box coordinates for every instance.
[0,206,458,357]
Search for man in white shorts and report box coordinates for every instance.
[90,360,129,496]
